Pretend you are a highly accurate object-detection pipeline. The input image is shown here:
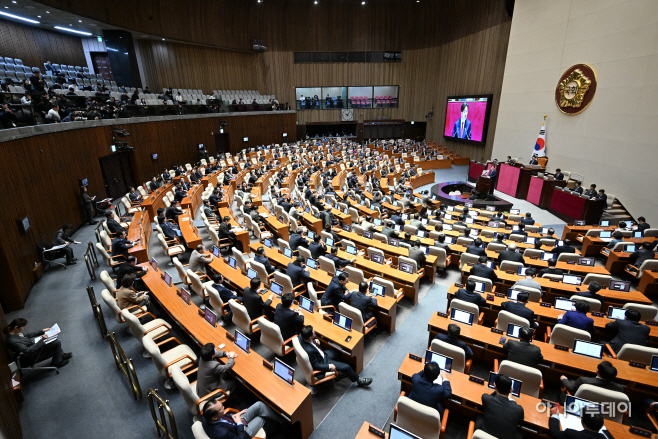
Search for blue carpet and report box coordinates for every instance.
[310,283,449,438]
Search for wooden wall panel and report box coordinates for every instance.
[0,113,295,312]
[0,18,86,69]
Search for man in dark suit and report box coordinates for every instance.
[321,273,350,313]
[242,277,274,321]
[465,238,486,257]
[497,242,525,264]
[554,168,565,181]
[201,396,283,439]
[501,291,537,328]
[548,411,608,439]
[629,241,656,268]
[514,222,528,237]
[605,309,650,353]
[454,279,487,307]
[111,230,133,262]
[584,184,597,198]
[166,200,184,222]
[254,247,275,274]
[503,326,543,367]
[521,212,535,225]
[273,292,304,341]
[381,224,399,239]
[560,361,624,401]
[326,246,353,268]
[128,187,143,203]
[538,258,564,277]
[529,155,539,165]
[345,281,378,324]
[289,229,309,252]
[452,102,472,140]
[554,238,576,256]
[408,362,452,417]
[286,256,310,288]
[308,234,327,259]
[218,216,243,252]
[558,301,594,333]
[158,215,180,242]
[574,281,605,307]
[637,216,650,232]
[211,274,241,304]
[407,241,426,266]
[434,324,473,360]
[105,213,125,234]
[573,181,584,195]
[117,256,148,289]
[148,176,160,191]
[299,325,371,386]
[476,374,525,439]
[52,223,77,265]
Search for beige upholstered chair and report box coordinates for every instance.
[142,336,197,389]
[338,302,376,334]
[96,243,123,272]
[395,395,448,439]
[273,271,304,297]
[291,337,336,390]
[626,259,658,279]
[121,309,172,358]
[187,270,212,300]
[157,233,185,261]
[487,242,507,252]
[344,266,367,284]
[297,247,312,262]
[248,259,274,287]
[496,359,543,398]
[428,246,451,272]
[467,422,498,439]
[367,247,386,261]
[318,256,337,275]
[100,270,116,294]
[456,237,474,246]
[556,253,579,263]
[495,310,529,330]
[172,364,229,419]
[307,283,334,314]
[449,299,484,325]
[372,276,403,300]
[468,275,493,293]
[545,323,591,346]
[232,248,249,271]
[622,303,657,321]
[258,317,295,357]
[612,344,658,364]
[500,261,524,273]
[524,249,543,259]
[512,285,542,303]
[430,338,471,373]
[173,257,191,287]
[229,299,259,336]
[582,274,612,288]
[101,288,147,324]
[459,253,479,270]
[574,384,629,423]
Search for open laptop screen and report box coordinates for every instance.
[507,323,522,338]
[389,424,422,439]
[555,298,576,311]
[565,395,602,417]
[299,296,314,313]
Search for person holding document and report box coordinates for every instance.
[4,318,71,368]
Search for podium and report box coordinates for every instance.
[476,175,492,193]
[496,163,541,199]
[526,176,566,208]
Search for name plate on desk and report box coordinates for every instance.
[323,314,333,322]
[646,320,658,326]
[554,344,569,351]
[437,312,448,318]
[225,332,235,342]
[262,360,273,370]
[629,361,646,369]
[540,302,552,308]
[591,312,604,317]
[409,353,422,362]
[629,426,652,437]
[469,376,485,385]
[197,309,205,317]
[368,425,386,438]
[455,283,464,288]
[506,271,515,274]
[490,328,503,334]
[566,261,576,265]
[486,294,494,302]
[550,279,560,282]
[495,293,505,298]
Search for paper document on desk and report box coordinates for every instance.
[34,324,60,344]
[559,414,607,434]
[599,238,612,242]
[260,213,269,218]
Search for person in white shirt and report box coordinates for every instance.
[46,105,61,123]
[21,93,31,105]
[175,92,183,104]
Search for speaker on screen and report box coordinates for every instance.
[443,94,493,146]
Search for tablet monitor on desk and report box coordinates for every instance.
[473,282,486,293]
[450,308,474,325]
[180,288,191,305]
[443,224,453,231]
[421,218,429,225]
[573,340,603,359]
[346,245,358,256]
[465,218,474,224]
[164,271,173,287]
[574,220,586,226]
[342,224,352,232]
[432,195,438,201]
[373,218,382,226]
[394,225,402,232]
[599,231,612,238]
[485,261,494,269]
[624,244,636,253]
[247,268,258,279]
[299,296,314,313]
[389,238,400,247]
[577,257,595,266]
[420,245,429,255]
[488,372,522,397]
[633,231,643,238]
[212,245,220,257]
[488,221,500,229]
[524,237,536,244]
[540,252,554,261]
[271,282,284,296]
[392,201,399,207]
[234,330,250,354]
[263,238,272,248]
[507,289,521,300]
[333,313,352,332]
[283,247,293,259]
[512,225,520,231]
[307,231,315,240]
[389,424,422,439]
[517,266,528,276]
[150,258,158,271]
[447,206,455,212]
[445,214,453,220]
[227,256,237,269]
[510,209,520,215]
[371,253,384,264]
[325,238,334,247]
[402,214,409,220]
[416,230,427,238]
[650,355,658,372]
[607,306,626,320]
[540,227,549,234]
[273,358,295,385]
[565,395,602,417]
[444,236,455,244]
[465,203,473,208]
[306,258,318,269]
[363,230,373,239]
[599,220,610,227]
[204,308,217,327]
[399,261,414,274]
[507,323,523,338]
[609,280,630,292]
[555,297,576,311]
[370,282,385,296]
[469,229,480,238]
[343,208,349,215]
[486,206,496,212]
[562,274,582,286]
[424,349,453,373]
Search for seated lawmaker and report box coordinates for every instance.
[298,325,372,387]
[557,300,594,333]
[254,246,275,274]
[434,323,473,360]
[197,343,237,398]
[470,255,498,282]
[5,318,72,369]
[629,241,656,268]
[606,231,625,249]
[326,245,354,268]
[553,168,564,181]
[189,244,214,275]
[501,291,537,328]
[573,281,604,307]
[158,214,180,241]
[549,411,607,439]
[116,274,151,311]
[289,228,309,252]
[553,238,576,256]
[513,222,528,237]
[497,242,525,264]
[243,277,274,321]
[559,360,623,404]
[454,279,486,307]
[211,274,241,304]
[117,256,148,289]
[201,395,285,439]
[286,256,310,288]
[273,292,304,341]
[476,374,525,439]
[510,268,542,296]
[465,238,486,257]
[538,258,563,277]
[308,233,327,259]
[52,223,78,265]
[408,240,426,266]
[520,212,535,225]
[321,272,350,313]
[111,230,134,262]
[166,200,184,222]
[408,362,452,417]
[502,326,542,367]
[605,309,650,353]
[345,281,378,324]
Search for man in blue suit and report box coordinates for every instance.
[557,300,594,333]
[254,247,275,274]
[452,102,472,140]
[434,323,473,360]
[408,362,452,417]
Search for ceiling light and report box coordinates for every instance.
[0,11,39,23]
[361,1,365,4]
[54,26,92,35]
[45,10,49,13]
[162,38,165,41]
[37,15,41,17]
[12,1,17,3]
[314,1,318,4]
[78,20,82,22]
[4,6,8,9]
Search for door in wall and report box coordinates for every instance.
[99,153,135,200]
[90,52,113,81]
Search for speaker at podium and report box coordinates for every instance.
[476,174,492,194]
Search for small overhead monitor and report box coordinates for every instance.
[282,133,288,137]
[565,395,602,417]
[234,330,251,354]
[488,372,522,397]
[306,258,318,269]
[247,268,258,279]
[243,137,249,142]
[80,178,89,187]
[450,308,474,325]
[204,308,217,327]
[227,256,237,269]
[299,296,314,313]
[163,271,173,287]
[424,349,453,373]
[333,313,352,332]
[573,339,603,359]
[198,144,204,149]
[346,245,358,255]
[263,238,272,248]
[370,282,385,296]
[283,247,293,258]
[507,323,523,338]
[399,261,414,274]
[273,358,295,385]
[555,297,576,311]
[271,282,284,296]
[180,288,191,305]
[577,257,595,266]
[363,230,373,239]
[152,153,158,160]
[562,274,582,286]
[609,280,630,292]
[371,253,384,264]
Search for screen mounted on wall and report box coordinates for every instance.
[443,95,493,146]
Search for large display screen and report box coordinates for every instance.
[443,95,493,145]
